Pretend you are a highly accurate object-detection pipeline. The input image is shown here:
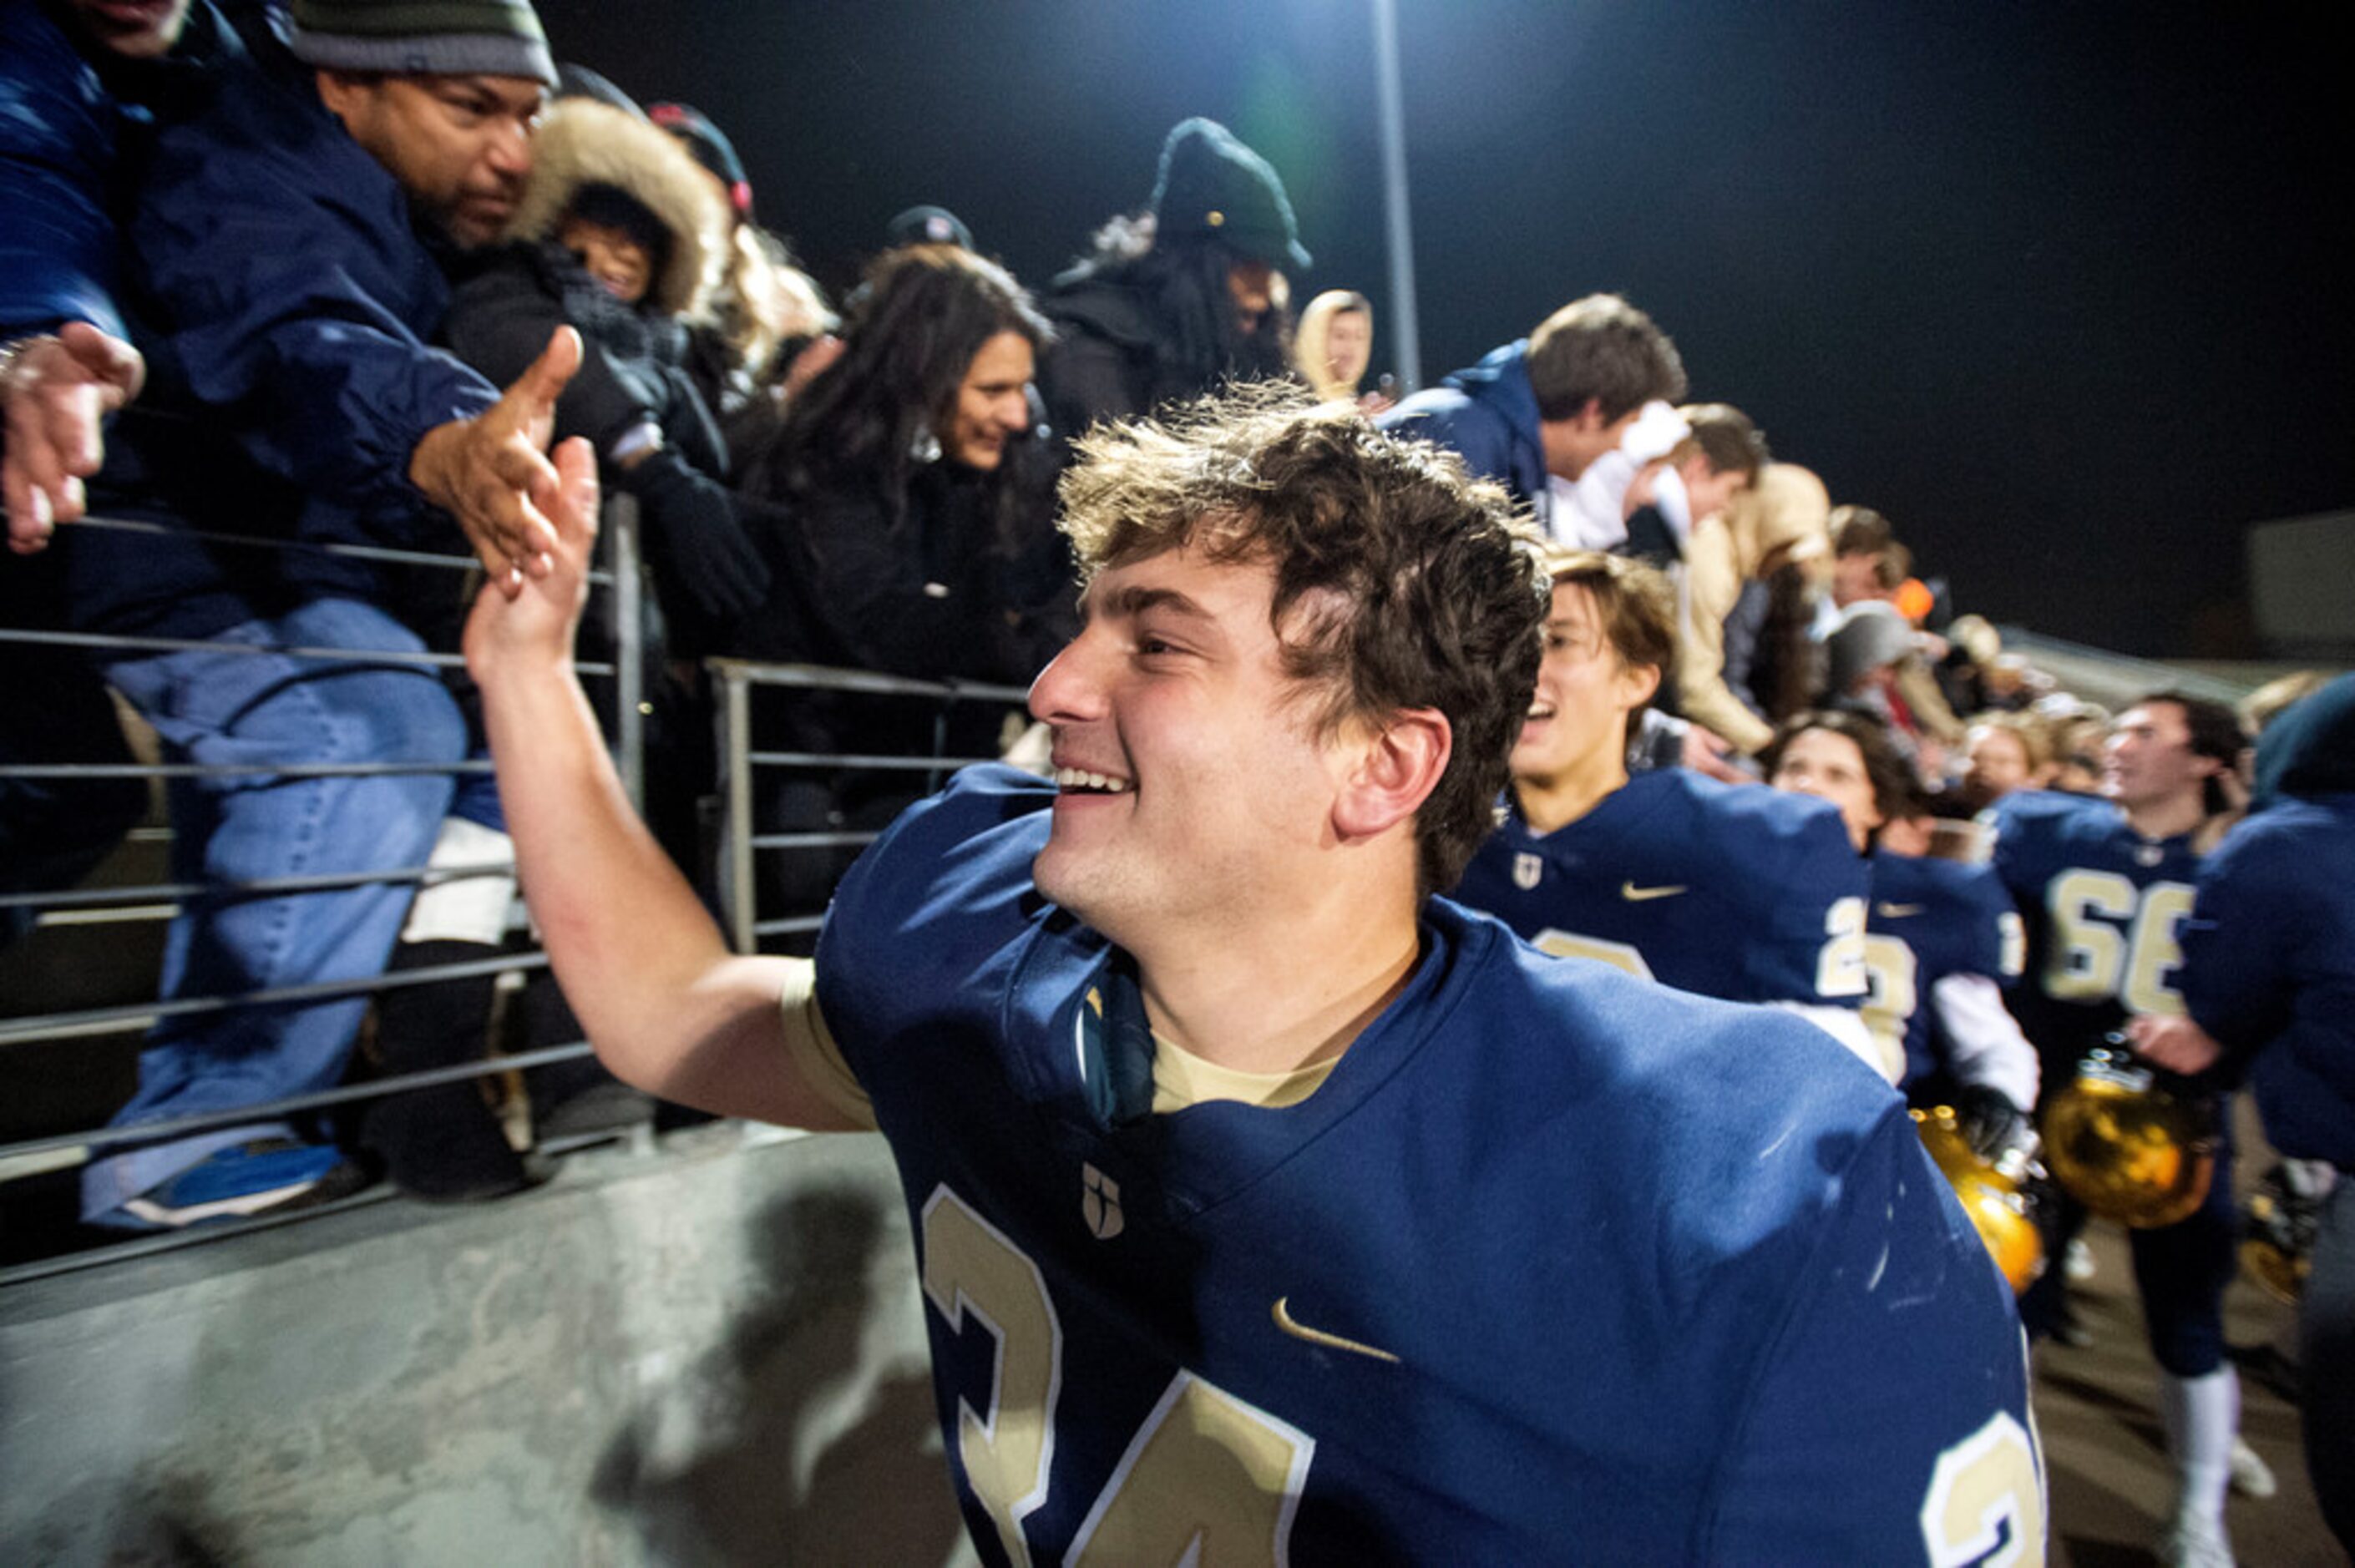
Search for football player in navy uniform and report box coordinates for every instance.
[1452,549,1884,1075]
[1763,711,2038,1138]
[2133,673,2355,1555]
[1985,692,2256,1566]
[467,395,2039,1561]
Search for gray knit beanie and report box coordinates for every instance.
[286,0,556,87]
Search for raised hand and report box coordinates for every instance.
[411,326,582,594]
[464,434,600,682]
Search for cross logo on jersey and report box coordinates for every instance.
[1512,852,1543,890]
[1081,1161,1124,1240]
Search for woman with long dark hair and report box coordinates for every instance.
[741,245,1076,942]
[747,242,1071,681]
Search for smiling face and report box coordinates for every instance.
[1770,725,1885,852]
[1509,578,1656,790]
[557,215,652,305]
[944,330,1035,471]
[1026,543,1352,946]
[316,71,544,250]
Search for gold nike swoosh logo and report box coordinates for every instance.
[1876,903,1926,918]
[1620,882,1688,902]
[1271,1297,1400,1363]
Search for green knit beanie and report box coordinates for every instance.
[286,0,556,87]
[1149,117,1310,271]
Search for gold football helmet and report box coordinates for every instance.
[2040,1047,2217,1229]
[1912,1105,2045,1293]
[2241,1162,2323,1303]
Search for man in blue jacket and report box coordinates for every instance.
[52,0,581,1229]
[1377,293,1687,535]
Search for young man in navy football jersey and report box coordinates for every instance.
[468,395,2038,1562]
[1986,693,2259,1566]
[1764,710,2037,1140]
[2134,674,2355,1555]
[1451,549,1885,1075]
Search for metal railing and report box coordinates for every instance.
[708,660,1030,952]
[2,502,1035,1277]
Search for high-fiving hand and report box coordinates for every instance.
[412,326,583,595]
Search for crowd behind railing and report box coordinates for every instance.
[4,0,2352,1555]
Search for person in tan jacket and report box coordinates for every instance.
[1676,462,1830,756]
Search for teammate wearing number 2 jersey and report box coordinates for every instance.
[1986,693,2252,1568]
[1452,550,1883,1076]
[469,392,2038,1562]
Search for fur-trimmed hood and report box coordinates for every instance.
[505,97,727,320]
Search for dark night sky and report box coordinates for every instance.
[537,2,2351,657]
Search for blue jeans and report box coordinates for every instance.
[80,597,468,1219]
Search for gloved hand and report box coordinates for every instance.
[617,448,771,625]
[1950,1082,2028,1164]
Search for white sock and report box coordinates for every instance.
[2158,1366,2237,1535]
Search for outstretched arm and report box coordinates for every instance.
[463,434,863,1130]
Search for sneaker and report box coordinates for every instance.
[2156,1510,2234,1568]
[2228,1436,2276,1500]
[114,1139,369,1229]
[2066,1237,2097,1281]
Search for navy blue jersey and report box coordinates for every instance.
[2182,793,2355,1167]
[1453,768,1871,1009]
[1986,789,2201,1070]
[1866,850,2027,1091]
[816,765,2039,1564]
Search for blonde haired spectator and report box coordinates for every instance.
[1293,289,1386,412]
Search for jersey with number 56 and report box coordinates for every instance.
[817,766,2042,1565]
[1454,767,1871,1010]
[1985,788,2201,1073]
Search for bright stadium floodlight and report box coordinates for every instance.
[1371,0,1422,393]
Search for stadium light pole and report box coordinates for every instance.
[1371,0,1422,393]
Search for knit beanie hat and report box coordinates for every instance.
[647,102,752,220]
[286,0,556,86]
[1149,117,1310,271]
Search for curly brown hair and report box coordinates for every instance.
[1059,386,1549,895]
